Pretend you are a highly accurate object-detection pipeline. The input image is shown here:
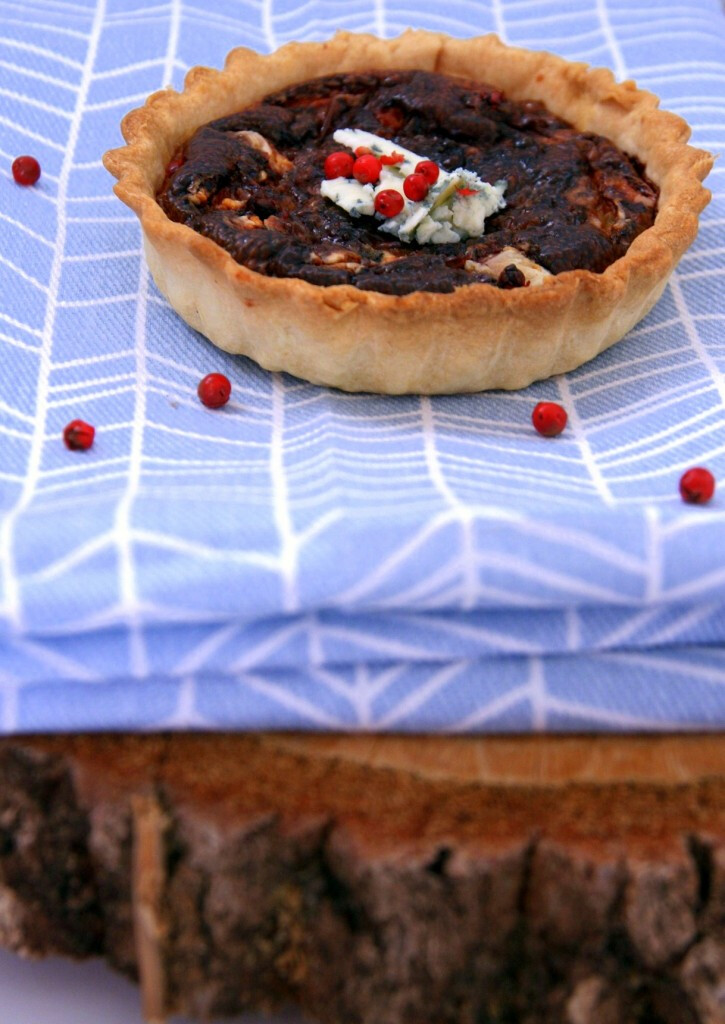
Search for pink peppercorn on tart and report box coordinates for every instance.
[103,30,712,394]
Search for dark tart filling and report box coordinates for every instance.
[158,70,658,296]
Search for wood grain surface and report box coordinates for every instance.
[267,731,725,784]
[0,731,723,1024]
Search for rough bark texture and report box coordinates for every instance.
[0,733,723,1024]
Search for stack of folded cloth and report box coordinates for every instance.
[1,0,724,735]
[2,484,725,732]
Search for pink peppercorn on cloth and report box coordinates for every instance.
[0,0,724,734]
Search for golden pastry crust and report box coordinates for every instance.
[103,30,713,394]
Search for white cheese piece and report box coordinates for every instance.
[451,182,507,237]
[414,217,439,245]
[465,246,553,286]
[415,218,461,245]
[388,203,430,242]
[331,129,420,176]
[324,129,507,245]
[427,173,467,211]
[320,176,375,217]
[377,167,471,242]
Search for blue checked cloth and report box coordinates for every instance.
[1,0,724,734]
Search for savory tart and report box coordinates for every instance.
[103,31,712,394]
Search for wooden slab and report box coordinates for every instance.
[0,732,723,1024]
[271,731,725,784]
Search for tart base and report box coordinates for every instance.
[0,732,723,1023]
[104,31,712,394]
[143,228,673,394]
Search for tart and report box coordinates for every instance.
[103,31,713,394]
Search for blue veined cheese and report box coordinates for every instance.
[331,129,420,177]
[324,129,506,245]
[450,175,508,236]
[319,176,375,216]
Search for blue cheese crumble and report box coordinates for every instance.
[319,129,507,245]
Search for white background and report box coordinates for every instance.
[0,948,302,1023]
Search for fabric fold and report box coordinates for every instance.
[5,602,725,680]
[4,646,724,734]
